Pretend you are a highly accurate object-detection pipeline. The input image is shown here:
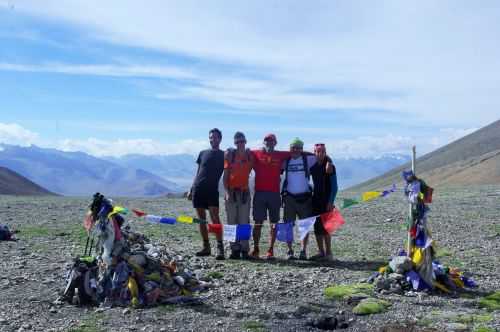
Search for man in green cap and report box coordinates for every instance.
[281,137,331,260]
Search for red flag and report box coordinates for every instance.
[208,224,223,235]
[83,212,95,232]
[320,209,345,235]
[132,209,147,217]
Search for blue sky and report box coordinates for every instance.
[1,1,499,158]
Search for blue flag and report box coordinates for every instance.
[276,222,294,243]
[236,224,252,241]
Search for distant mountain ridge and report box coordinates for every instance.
[0,144,180,197]
[0,166,54,195]
[109,152,410,190]
[350,119,500,191]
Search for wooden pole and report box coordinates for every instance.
[407,146,416,257]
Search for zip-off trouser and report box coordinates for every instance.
[225,189,250,252]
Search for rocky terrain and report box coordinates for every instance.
[0,186,499,332]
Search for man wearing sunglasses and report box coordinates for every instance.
[309,143,338,261]
[188,128,225,260]
[223,132,253,259]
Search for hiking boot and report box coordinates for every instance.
[241,251,250,260]
[229,250,241,260]
[309,252,325,261]
[215,244,225,260]
[265,248,275,260]
[321,254,333,262]
[299,250,307,260]
[195,247,211,257]
[249,248,260,259]
[287,250,296,260]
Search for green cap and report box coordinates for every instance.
[290,137,304,148]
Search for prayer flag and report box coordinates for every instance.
[236,224,252,241]
[193,218,207,224]
[362,191,380,202]
[296,216,317,241]
[159,217,176,225]
[177,215,194,224]
[223,225,237,242]
[132,209,147,217]
[146,215,162,224]
[208,224,223,235]
[320,209,345,235]
[83,211,94,232]
[342,198,359,209]
[276,222,294,243]
[108,206,128,217]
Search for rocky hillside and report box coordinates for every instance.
[0,166,53,195]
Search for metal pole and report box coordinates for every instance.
[407,146,416,257]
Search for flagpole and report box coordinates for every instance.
[407,146,416,257]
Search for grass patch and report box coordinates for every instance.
[242,320,267,332]
[67,313,105,332]
[324,283,373,300]
[352,298,391,315]
[17,225,53,238]
[206,271,224,279]
[474,326,495,332]
[478,291,500,311]
[158,304,176,313]
[455,313,493,324]
[435,247,453,258]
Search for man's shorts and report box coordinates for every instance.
[192,188,219,209]
[283,193,312,223]
[253,191,281,224]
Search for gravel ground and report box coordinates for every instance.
[0,186,499,332]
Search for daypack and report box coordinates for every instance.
[0,224,12,241]
[281,154,311,196]
[227,148,251,165]
[419,180,434,204]
[62,256,98,305]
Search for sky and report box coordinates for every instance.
[0,1,499,159]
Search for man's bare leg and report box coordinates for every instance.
[208,206,225,259]
[195,208,210,256]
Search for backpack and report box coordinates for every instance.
[227,148,251,165]
[62,256,98,305]
[419,180,434,204]
[0,224,12,241]
[281,153,311,196]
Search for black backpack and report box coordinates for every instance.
[62,256,98,305]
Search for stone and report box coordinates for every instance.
[444,323,468,331]
[388,256,413,274]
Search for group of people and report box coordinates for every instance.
[187,128,338,262]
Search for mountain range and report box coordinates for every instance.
[0,144,180,197]
[0,144,410,196]
[350,119,500,192]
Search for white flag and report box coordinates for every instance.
[223,224,237,242]
[146,215,162,224]
[296,216,317,241]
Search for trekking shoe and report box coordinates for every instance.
[299,250,307,260]
[265,248,275,260]
[321,254,333,262]
[309,252,325,261]
[249,248,260,259]
[215,245,225,260]
[287,250,296,260]
[241,251,250,260]
[229,250,241,260]
[195,247,211,257]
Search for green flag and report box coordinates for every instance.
[342,198,359,209]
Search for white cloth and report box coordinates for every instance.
[283,155,317,194]
[297,216,317,241]
[223,224,237,242]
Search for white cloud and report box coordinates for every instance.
[7,1,500,125]
[56,138,209,157]
[0,63,195,79]
[0,123,39,146]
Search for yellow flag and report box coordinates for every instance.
[411,248,424,266]
[177,215,194,224]
[108,206,128,218]
[362,191,381,202]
